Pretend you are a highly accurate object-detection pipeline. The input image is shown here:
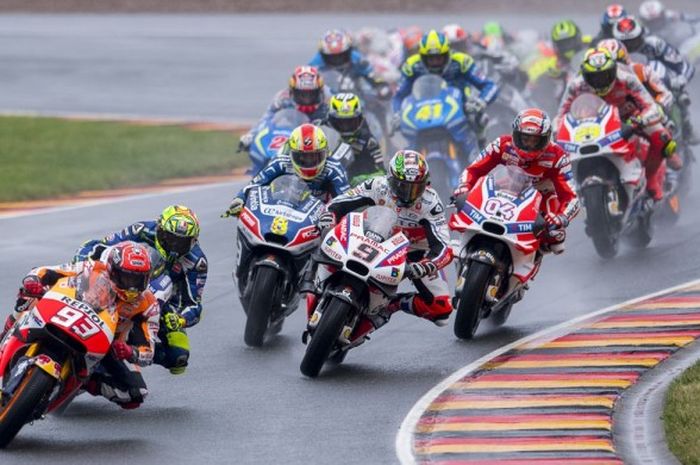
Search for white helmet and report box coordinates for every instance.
[639,1,666,30]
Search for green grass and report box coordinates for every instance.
[0,116,245,202]
[663,358,700,465]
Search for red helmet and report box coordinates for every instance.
[319,29,353,67]
[400,26,423,55]
[289,66,324,114]
[613,16,645,52]
[512,108,552,160]
[107,242,151,303]
[442,24,469,53]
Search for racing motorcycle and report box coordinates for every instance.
[0,270,118,447]
[234,175,324,347]
[556,93,653,258]
[246,109,309,175]
[300,206,409,378]
[449,165,546,339]
[399,74,478,203]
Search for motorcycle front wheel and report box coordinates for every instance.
[582,184,619,259]
[454,260,492,340]
[300,297,350,378]
[0,366,55,448]
[243,266,281,347]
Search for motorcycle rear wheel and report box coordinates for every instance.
[243,266,281,347]
[582,184,619,259]
[454,261,492,339]
[300,297,350,378]
[0,366,55,448]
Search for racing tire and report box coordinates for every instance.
[300,297,350,378]
[454,261,492,340]
[0,366,55,448]
[582,184,619,259]
[244,266,281,347]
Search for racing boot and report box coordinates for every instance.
[396,292,452,326]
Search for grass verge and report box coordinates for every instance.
[0,116,245,202]
[663,358,700,465]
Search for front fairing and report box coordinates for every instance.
[400,86,467,138]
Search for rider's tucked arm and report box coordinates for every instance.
[234,156,288,201]
[129,301,160,367]
[555,80,580,124]
[550,153,580,222]
[460,55,499,104]
[73,222,146,262]
[419,207,453,271]
[177,255,208,327]
[327,178,377,219]
[649,36,695,83]
[392,57,419,112]
[457,137,505,190]
[325,160,351,198]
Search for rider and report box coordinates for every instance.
[613,16,697,142]
[224,123,350,217]
[73,205,206,375]
[309,29,391,99]
[593,4,628,43]
[549,20,593,78]
[239,66,330,153]
[314,93,384,184]
[639,1,699,35]
[5,242,159,409]
[442,24,471,54]
[453,108,579,255]
[556,47,681,202]
[312,150,453,344]
[392,30,499,145]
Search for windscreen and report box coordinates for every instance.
[271,109,309,128]
[363,206,398,243]
[411,75,446,100]
[570,93,607,120]
[489,164,535,196]
[268,174,312,205]
[76,267,117,313]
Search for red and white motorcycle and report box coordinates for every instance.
[300,206,409,378]
[556,93,652,258]
[449,165,546,339]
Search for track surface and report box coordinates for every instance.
[1,13,700,465]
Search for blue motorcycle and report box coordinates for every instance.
[399,75,478,202]
[247,109,309,175]
[234,175,324,347]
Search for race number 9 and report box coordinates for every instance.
[352,243,380,262]
[50,307,100,340]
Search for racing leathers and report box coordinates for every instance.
[74,224,208,374]
[392,51,499,123]
[11,261,159,408]
[316,176,454,342]
[309,48,388,93]
[456,135,580,254]
[557,67,676,201]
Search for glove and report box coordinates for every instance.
[405,260,438,280]
[670,74,688,91]
[222,197,245,218]
[164,312,186,331]
[627,115,644,130]
[452,185,471,200]
[465,98,487,114]
[112,340,135,361]
[20,275,47,298]
[545,213,569,230]
[376,82,392,100]
[238,132,254,153]
[317,211,336,232]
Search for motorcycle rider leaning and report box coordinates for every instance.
[5,242,159,409]
[309,150,454,345]
[556,47,682,203]
[454,108,580,255]
[73,205,206,375]
[593,3,628,43]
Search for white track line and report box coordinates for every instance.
[395,277,700,465]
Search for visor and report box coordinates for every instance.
[110,268,149,294]
[422,53,449,73]
[321,49,352,67]
[389,177,427,206]
[291,149,326,168]
[329,114,363,136]
[292,88,322,106]
[157,227,195,257]
[513,131,549,152]
[583,67,616,92]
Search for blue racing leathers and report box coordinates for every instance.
[309,48,381,85]
[392,52,499,113]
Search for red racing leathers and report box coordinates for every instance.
[557,67,674,200]
[456,135,580,251]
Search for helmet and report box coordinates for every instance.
[601,4,628,37]
[289,66,324,113]
[155,205,201,260]
[481,21,506,50]
[639,1,666,31]
[387,149,429,207]
[288,124,328,180]
[328,93,363,137]
[581,47,618,95]
[613,16,645,53]
[319,29,353,68]
[400,26,423,56]
[442,24,469,53]
[551,20,583,61]
[419,30,450,74]
[598,38,630,64]
[511,108,552,159]
[107,242,151,303]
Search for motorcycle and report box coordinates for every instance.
[399,74,478,203]
[300,206,409,378]
[449,165,546,339]
[247,109,309,175]
[0,269,118,447]
[234,175,324,347]
[556,93,653,258]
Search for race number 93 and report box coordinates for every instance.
[50,307,101,340]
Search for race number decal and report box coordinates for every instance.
[483,199,516,220]
[352,243,380,262]
[268,135,288,151]
[50,307,101,340]
[415,103,443,122]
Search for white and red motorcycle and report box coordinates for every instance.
[449,165,547,339]
[300,206,409,378]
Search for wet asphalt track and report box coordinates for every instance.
[1,12,700,465]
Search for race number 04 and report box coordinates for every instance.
[50,307,100,340]
[483,199,516,220]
